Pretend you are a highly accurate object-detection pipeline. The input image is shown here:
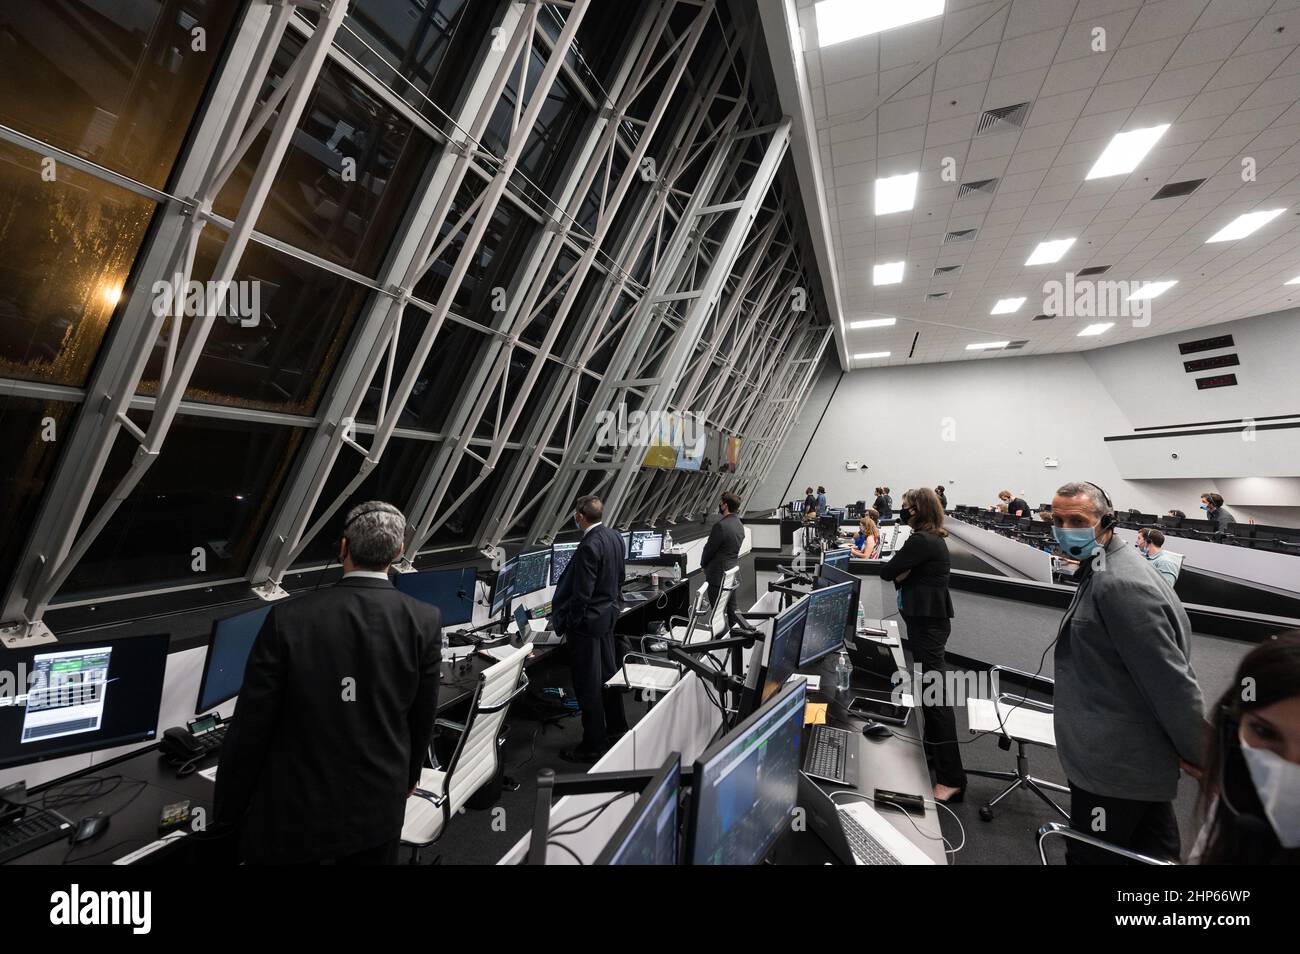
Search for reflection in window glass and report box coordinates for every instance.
[325,0,492,124]
[0,141,155,386]
[0,398,74,594]
[214,32,437,277]
[138,232,371,414]
[429,449,519,548]
[64,415,304,595]
[0,0,244,189]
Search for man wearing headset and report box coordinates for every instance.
[215,501,442,864]
[1050,481,1206,864]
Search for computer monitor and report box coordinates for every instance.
[760,596,807,705]
[549,541,580,586]
[687,678,806,865]
[821,548,850,571]
[491,557,517,618]
[513,549,551,599]
[629,530,663,560]
[197,604,274,714]
[800,580,854,667]
[393,566,477,626]
[0,633,170,770]
[594,753,681,865]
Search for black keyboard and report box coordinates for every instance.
[802,724,858,786]
[0,811,73,863]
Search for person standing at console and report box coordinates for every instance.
[1050,481,1205,864]
[552,495,628,763]
[701,491,747,632]
[881,488,965,803]
[215,502,441,864]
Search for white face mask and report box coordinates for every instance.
[1239,734,1300,848]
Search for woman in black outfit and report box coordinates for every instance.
[880,487,966,802]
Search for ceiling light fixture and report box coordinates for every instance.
[1078,323,1114,336]
[1085,124,1170,180]
[874,171,919,215]
[990,297,1026,315]
[1025,238,1075,266]
[1126,280,1178,300]
[873,261,905,285]
[814,0,945,47]
[1206,209,1286,243]
[966,341,1010,351]
[853,351,891,360]
[849,317,897,329]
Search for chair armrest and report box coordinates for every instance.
[991,664,1055,692]
[435,718,466,735]
[1036,823,1176,865]
[474,674,531,716]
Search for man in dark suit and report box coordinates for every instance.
[552,495,627,762]
[701,491,747,632]
[214,501,441,864]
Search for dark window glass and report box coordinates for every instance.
[482,48,589,193]
[293,436,436,566]
[473,353,558,441]
[0,141,155,386]
[356,316,495,435]
[325,0,493,124]
[64,416,304,595]
[213,32,437,277]
[137,233,371,414]
[428,449,519,548]
[0,0,244,189]
[0,398,75,593]
[414,182,538,316]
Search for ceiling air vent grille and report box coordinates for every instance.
[944,228,977,244]
[933,264,962,276]
[976,102,1030,136]
[957,177,998,198]
[1003,340,1029,350]
[1152,179,1205,200]
[926,292,950,301]
[1076,264,1111,276]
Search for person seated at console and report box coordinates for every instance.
[1136,528,1181,589]
[1200,493,1236,533]
[850,516,879,559]
[998,490,1030,518]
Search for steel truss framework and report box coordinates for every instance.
[0,0,831,644]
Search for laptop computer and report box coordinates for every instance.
[513,606,563,646]
[799,772,936,865]
[843,632,900,680]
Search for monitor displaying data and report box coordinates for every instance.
[513,549,551,598]
[800,581,854,666]
[0,633,170,769]
[821,548,850,571]
[492,557,517,618]
[197,605,273,714]
[629,530,663,560]
[761,596,807,705]
[689,679,806,866]
[394,566,477,626]
[550,541,580,586]
[595,754,681,865]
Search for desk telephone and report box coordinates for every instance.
[160,714,228,775]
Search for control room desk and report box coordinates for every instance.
[777,619,948,865]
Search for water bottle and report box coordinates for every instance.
[441,630,451,661]
[835,650,852,693]
[856,604,866,634]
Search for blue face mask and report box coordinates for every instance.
[1053,525,1100,559]
[1200,503,1210,512]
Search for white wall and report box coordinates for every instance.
[775,310,1300,525]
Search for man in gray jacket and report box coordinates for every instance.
[1050,481,1205,864]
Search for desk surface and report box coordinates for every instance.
[784,620,948,865]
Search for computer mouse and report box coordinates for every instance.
[862,720,892,739]
[72,812,111,844]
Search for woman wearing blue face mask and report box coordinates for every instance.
[1192,631,1300,864]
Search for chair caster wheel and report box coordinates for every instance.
[979,806,994,822]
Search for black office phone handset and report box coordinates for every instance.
[160,714,227,775]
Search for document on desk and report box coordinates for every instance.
[804,703,827,725]
[479,644,519,663]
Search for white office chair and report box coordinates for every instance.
[668,566,738,645]
[402,643,532,860]
[965,665,1069,822]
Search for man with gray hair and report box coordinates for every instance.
[215,501,442,864]
[1049,481,1205,863]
